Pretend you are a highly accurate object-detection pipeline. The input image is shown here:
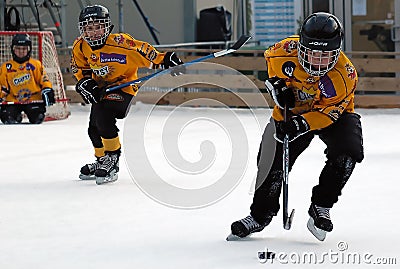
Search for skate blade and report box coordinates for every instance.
[95,173,118,185]
[307,217,327,241]
[79,174,96,180]
[226,233,242,241]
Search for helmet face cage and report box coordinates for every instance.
[11,34,32,63]
[78,5,111,48]
[297,43,341,77]
[298,12,343,77]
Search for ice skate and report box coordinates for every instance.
[94,152,120,185]
[79,156,106,180]
[227,215,272,241]
[307,203,333,241]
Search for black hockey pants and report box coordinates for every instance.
[250,112,364,224]
[88,89,134,148]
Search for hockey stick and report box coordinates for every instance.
[105,35,251,93]
[283,104,295,230]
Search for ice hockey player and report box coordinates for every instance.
[71,5,184,185]
[229,12,364,241]
[0,33,55,124]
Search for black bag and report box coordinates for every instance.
[5,7,21,31]
[197,6,232,43]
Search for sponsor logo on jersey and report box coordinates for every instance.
[16,88,32,101]
[90,53,98,62]
[91,64,109,77]
[319,75,337,98]
[26,63,35,71]
[103,93,124,101]
[270,43,281,51]
[298,87,316,101]
[114,34,125,45]
[345,63,356,80]
[126,39,135,47]
[100,52,127,64]
[283,40,297,53]
[6,63,16,72]
[282,61,296,78]
[13,74,31,86]
[18,65,25,70]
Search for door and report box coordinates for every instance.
[352,0,395,51]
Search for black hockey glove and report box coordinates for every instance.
[41,88,55,106]
[265,77,295,109]
[162,51,185,76]
[0,86,9,103]
[276,115,310,142]
[75,78,104,104]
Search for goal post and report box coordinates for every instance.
[0,31,70,121]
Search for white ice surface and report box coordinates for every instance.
[0,103,399,268]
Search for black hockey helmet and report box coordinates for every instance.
[298,12,344,76]
[78,5,112,48]
[11,33,32,63]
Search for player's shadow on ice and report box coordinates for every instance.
[226,235,320,246]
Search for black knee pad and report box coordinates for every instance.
[88,125,104,148]
[28,113,45,124]
[255,170,283,197]
[328,154,356,185]
[1,114,22,124]
[24,105,46,124]
[312,154,357,207]
[1,106,22,124]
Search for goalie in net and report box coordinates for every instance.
[0,31,70,121]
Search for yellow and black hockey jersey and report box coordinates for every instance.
[264,35,358,131]
[0,58,52,102]
[70,33,166,96]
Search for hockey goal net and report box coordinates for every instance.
[0,31,70,120]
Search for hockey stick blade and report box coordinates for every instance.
[283,209,295,230]
[213,35,251,58]
[105,35,251,93]
[230,35,251,50]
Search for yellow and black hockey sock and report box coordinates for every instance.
[102,136,121,153]
[94,147,105,158]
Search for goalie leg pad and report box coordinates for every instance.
[1,105,22,124]
[24,104,46,124]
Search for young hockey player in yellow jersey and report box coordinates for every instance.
[0,33,55,124]
[229,12,364,241]
[71,5,184,185]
